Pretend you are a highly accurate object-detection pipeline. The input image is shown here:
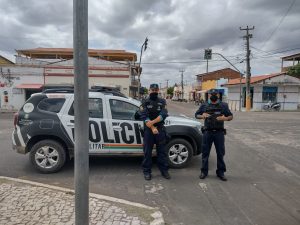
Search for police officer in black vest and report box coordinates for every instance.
[195,89,233,181]
[139,83,170,181]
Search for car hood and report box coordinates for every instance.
[165,115,201,127]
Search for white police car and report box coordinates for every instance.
[12,89,202,173]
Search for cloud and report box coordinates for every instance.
[0,0,299,86]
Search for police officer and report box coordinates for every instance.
[139,83,170,181]
[195,89,233,181]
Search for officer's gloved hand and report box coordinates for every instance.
[151,126,159,134]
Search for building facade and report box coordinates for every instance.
[0,48,138,111]
[224,73,300,111]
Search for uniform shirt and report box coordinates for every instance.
[139,97,168,126]
[195,102,232,130]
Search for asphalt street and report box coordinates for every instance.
[0,102,300,225]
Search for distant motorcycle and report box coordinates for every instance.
[263,101,281,111]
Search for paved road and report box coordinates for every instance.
[1,102,300,225]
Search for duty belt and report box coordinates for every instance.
[201,127,226,134]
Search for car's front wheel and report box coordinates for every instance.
[30,139,66,173]
[165,138,193,168]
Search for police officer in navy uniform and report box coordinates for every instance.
[139,83,170,181]
[195,89,233,181]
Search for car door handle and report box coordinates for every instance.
[112,126,122,131]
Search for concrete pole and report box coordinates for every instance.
[240,26,254,111]
[73,0,89,224]
[245,28,252,111]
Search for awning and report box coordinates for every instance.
[15,84,43,89]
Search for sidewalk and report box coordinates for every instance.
[0,177,164,225]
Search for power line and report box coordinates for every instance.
[260,0,297,49]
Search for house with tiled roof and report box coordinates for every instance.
[222,72,300,111]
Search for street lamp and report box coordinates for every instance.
[137,37,149,99]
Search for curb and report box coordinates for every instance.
[0,176,165,225]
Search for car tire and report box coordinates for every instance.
[165,138,193,168]
[30,139,66,173]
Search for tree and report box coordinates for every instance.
[143,87,148,94]
[167,87,174,96]
[288,64,300,78]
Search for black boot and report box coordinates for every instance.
[161,171,171,179]
[199,173,207,179]
[144,174,152,181]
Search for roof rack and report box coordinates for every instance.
[42,87,127,98]
[43,88,74,93]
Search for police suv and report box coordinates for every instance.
[12,89,202,173]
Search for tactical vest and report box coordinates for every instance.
[204,103,224,130]
[145,98,164,126]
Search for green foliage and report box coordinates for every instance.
[167,87,174,95]
[144,87,148,94]
[287,64,300,78]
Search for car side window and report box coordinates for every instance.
[38,98,66,113]
[68,98,103,118]
[109,99,138,120]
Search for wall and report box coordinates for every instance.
[277,85,299,110]
[0,66,43,110]
[226,86,242,111]
[202,80,216,91]
[227,84,300,111]
[44,57,131,96]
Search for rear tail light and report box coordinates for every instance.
[13,113,19,128]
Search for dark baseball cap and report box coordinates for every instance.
[208,89,219,94]
[149,83,159,89]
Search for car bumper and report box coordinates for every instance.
[12,143,27,154]
[12,130,27,154]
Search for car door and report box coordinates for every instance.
[106,97,144,153]
[60,96,111,154]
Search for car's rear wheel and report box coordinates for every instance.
[30,139,66,173]
[166,138,193,168]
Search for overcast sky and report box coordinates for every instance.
[0,0,299,87]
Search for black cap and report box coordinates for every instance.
[208,89,219,95]
[149,83,159,89]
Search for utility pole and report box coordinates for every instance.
[240,26,254,111]
[166,79,169,88]
[179,69,185,100]
[74,0,89,224]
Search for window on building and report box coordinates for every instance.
[68,98,103,118]
[262,86,278,102]
[38,98,65,113]
[109,99,138,120]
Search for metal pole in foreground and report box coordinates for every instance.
[73,0,89,224]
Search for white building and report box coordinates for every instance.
[0,48,138,111]
[223,73,300,111]
[0,65,44,110]
[44,57,132,95]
